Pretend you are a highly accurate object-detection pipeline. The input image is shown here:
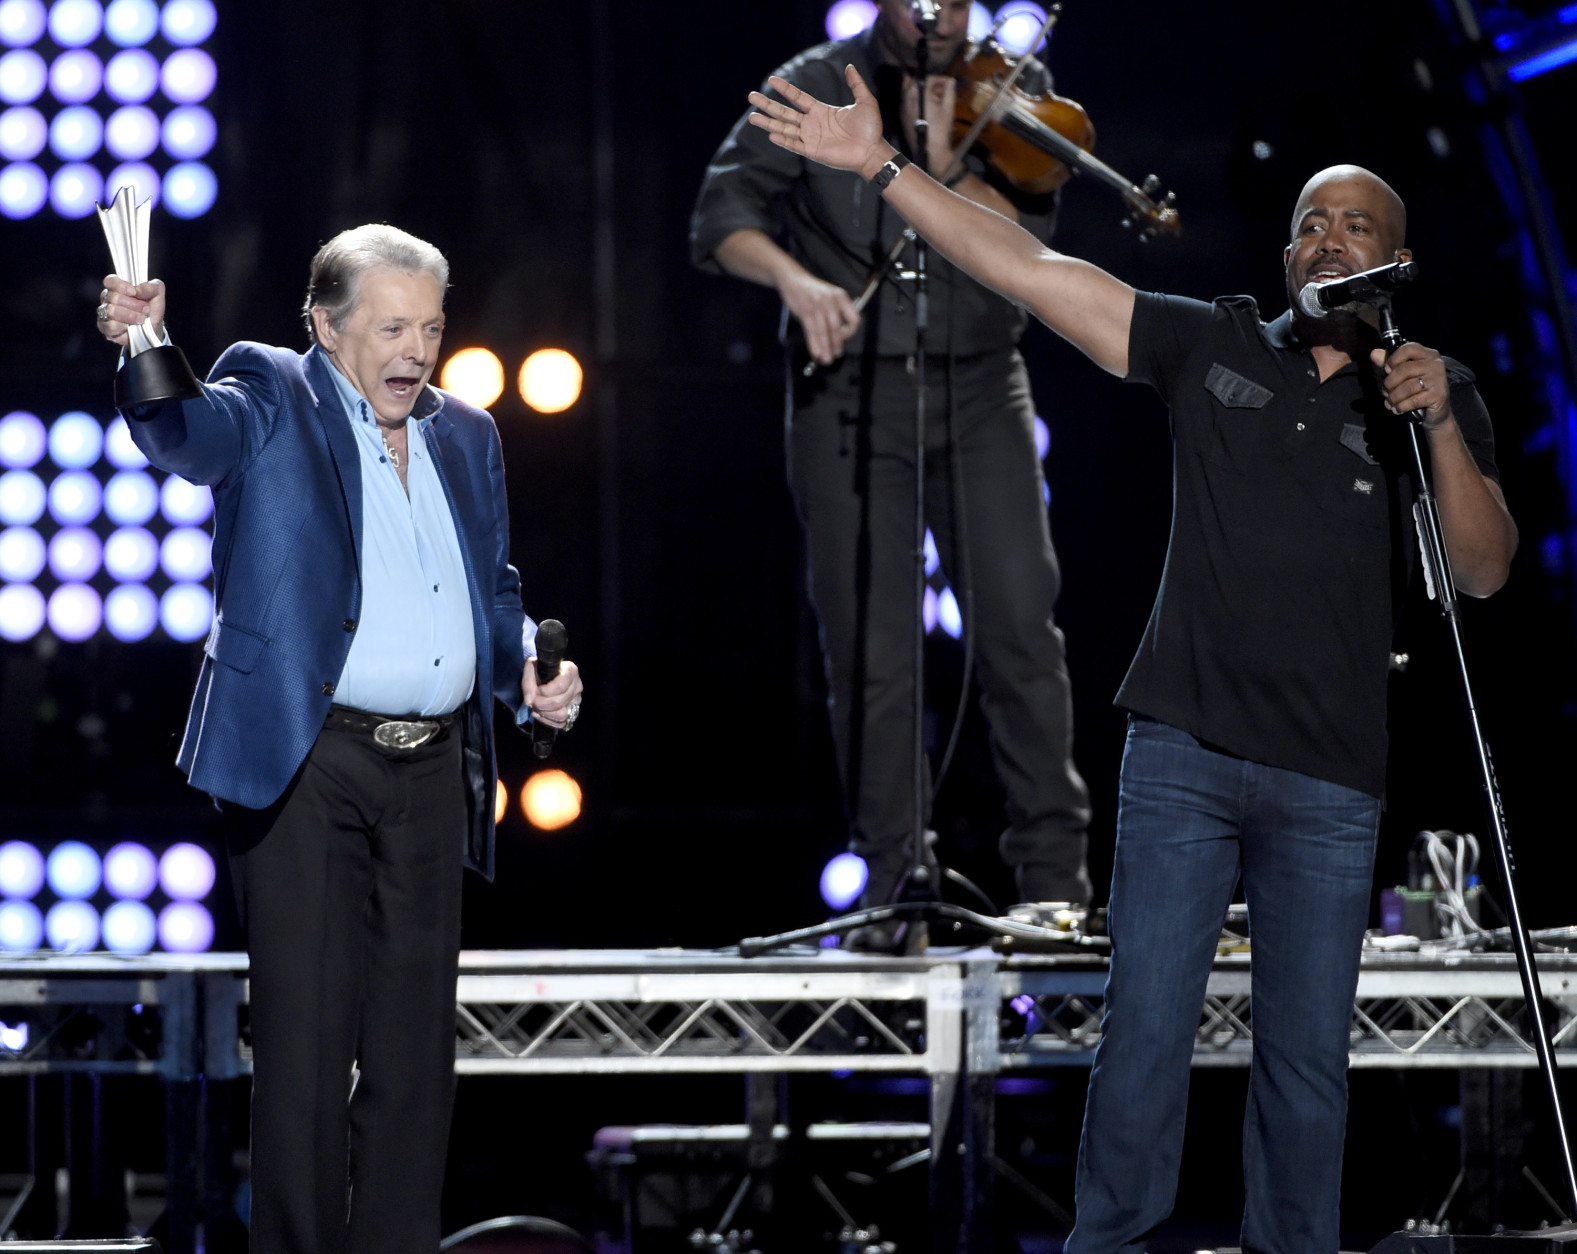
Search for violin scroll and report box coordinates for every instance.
[1122,174,1181,241]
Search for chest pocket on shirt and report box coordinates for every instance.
[1204,363,1274,409]
[1200,364,1274,469]
[1320,426,1391,530]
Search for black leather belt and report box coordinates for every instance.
[325,704,458,750]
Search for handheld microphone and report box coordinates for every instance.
[911,0,941,29]
[530,618,567,760]
[1297,259,1417,318]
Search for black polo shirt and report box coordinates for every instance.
[1117,291,1500,798]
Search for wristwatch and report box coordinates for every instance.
[870,152,911,191]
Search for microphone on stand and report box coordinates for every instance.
[530,619,568,760]
[1297,259,1417,318]
[911,0,941,29]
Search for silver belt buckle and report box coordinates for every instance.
[373,720,438,750]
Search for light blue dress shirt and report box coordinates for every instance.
[326,364,478,717]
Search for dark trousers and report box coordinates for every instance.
[226,722,466,1254]
[787,348,1091,902]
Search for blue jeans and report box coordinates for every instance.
[1064,718,1381,1254]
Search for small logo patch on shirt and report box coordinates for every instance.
[1353,478,1375,495]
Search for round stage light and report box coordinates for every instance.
[104,0,157,45]
[104,842,158,900]
[47,0,102,47]
[0,583,44,640]
[105,160,157,208]
[0,48,45,104]
[45,900,99,951]
[159,474,211,523]
[105,47,157,103]
[0,0,46,47]
[160,0,214,46]
[102,899,156,954]
[0,410,44,467]
[825,0,877,38]
[47,49,101,103]
[105,469,158,524]
[104,417,148,469]
[820,851,868,910]
[158,842,215,900]
[937,586,962,639]
[48,411,103,469]
[47,526,101,580]
[105,103,158,159]
[159,582,212,641]
[159,48,214,103]
[968,1,993,40]
[0,900,43,953]
[158,900,213,953]
[48,103,99,158]
[441,347,505,409]
[520,768,582,831]
[160,525,210,580]
[161,157,213,217]
[0,468,45,523]
[160,102,212,158]
[0,526,43,581]
[0,159,45,216]
[494,779,508,825]
[0,840,45,898]
[518,348,583,414]
[0,104,44,159]
[923,584,938,635]
[48,469,102,523]
[46,840,101,899]
[48,582,102,640]
[48,160,102,218]
[104,582,156,640]
[994,0,1049,54]
[924,527,939,576]
[103,524,158,578]
[1032,414,1049,460]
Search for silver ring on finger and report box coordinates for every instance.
[97,305,109,322]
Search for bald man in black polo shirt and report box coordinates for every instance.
[748,72,1517,1254]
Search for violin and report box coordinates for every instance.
[944,41,1181,239]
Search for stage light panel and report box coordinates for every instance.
[104,416,149,469]
[1033,414,1049,460]
[819,851,868,910]
[46,840,101,899]
[0,0,46,47]
[106,158,157,206]
[47,469,101,523]
[923,583,938,634]
[104,842,158,900]
[0,526,43,580]
[441,347,505,409]
[48,49,101,103]
[104,0,158,45]
[937,586,962,638]
[159,473,211,523]
[158,900,213,952]
[825,0,877,40]
[105,470,158,524]
[0,105,45,160]
[159,581,212,640]
[48,410,103,468]
[159,525,210,579]
[158,841,214,900]
[160,103,212,159]
[0,1020,26,1049]
[47,526,101,580]
[102,899,156,954]
[0,583,44,639]
[47,102,99,159]
[160,0,214,47]
[161,156,213,216]
[106,104,159,160]
[494,779,508,825]
[520,768,582,830]
[45,899,100,951]
[104,582,156,639]
[47,0,102,47]
[103,524,158,577]
[969,1,993,40]
[0,840,45,898]
[0,48,45,103]
[995,1,1050,54]
[0,159,45,215]
[48,581,102,640]
[0,468,45,523]
[0,900,43,953]
[0,410,44,467]
[159,47,213,104]
[48,159,101,216]
[105,47,157,102]
[924,527,939,576]
[518,348,583,414]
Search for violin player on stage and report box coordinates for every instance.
[747,62,1518,1253]
[691,0,1094,942]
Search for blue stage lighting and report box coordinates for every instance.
[1508,37,1577,80]
[0,0,46,47]
[47,582,102,640]
[47,103,100,158]
[0,48,45,103]
[47,526,100,580]
[160,525,210,580]
[161,103,213,159]
[104,842,158,900]
[104,582,156,639]
[103,900,156,954]
[45,899,100,951]
[0,840,45,898]
[923,583,938,634]
[969,2,993,40]
[47,49,101,103]
[0,104,44,159]
[825,0,877,40]
[105,103,159,160]
[104,0,158,46]
[0,410,45,467]
[159,842,215,901]
[105,47,157,103]
[0,159,45,215]
[48,159,101,217]
[106,159,157,207]
[158,901,213,953]
[995,1,1049,55]
[47,469,101,523]
[46,840,101,899]
[1032,414,1049,460]
[820,851,868,910]
[105,470,157,524]
[48,411,103,468]
[937,586,963,638]
[0,900,44,953]
[0,526,44,581]
[0,468,45,523]
[160,474,212,524]
[104,416,149,469]
[160,582,212,640]
[0,583,43,639]
[161,158,214,217]
[103,524,158,578]
[159,48,213,103]
[924,527,939,576]
[47,0,102,47]
[160,0,214,46]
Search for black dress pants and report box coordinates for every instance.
[225,720,466,1254]
[787,348,1092,903]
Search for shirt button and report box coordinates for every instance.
[343,618,356,632]
[1297,422,1306,431]
[433,659,441,667]
[1307,369,1316,378]
[1308,397,1317,404]
[322,682,335,696]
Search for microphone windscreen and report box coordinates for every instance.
[534,619,567,683]
[1298,282,1331,319]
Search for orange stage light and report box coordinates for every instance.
[518,349,583,414]
[441,348,506,409]
[494,779,509,826]
[520,768,583,831]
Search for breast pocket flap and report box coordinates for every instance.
[1204,363,1274,409]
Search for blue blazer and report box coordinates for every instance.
[129,342,529,879]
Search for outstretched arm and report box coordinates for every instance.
[748,64,1135,376]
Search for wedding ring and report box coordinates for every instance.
[564,700,581,731]
[1417,377,1426,393]
[97,305,109,322]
